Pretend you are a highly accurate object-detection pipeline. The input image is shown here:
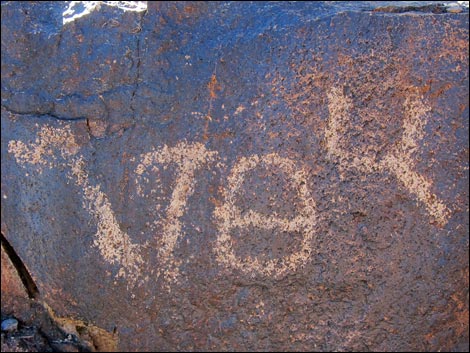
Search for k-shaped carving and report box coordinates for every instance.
[325,86,450,226]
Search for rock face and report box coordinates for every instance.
[1,1,468,351]
[1,244,30,320]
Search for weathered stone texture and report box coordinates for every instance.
[1,1,468,351]
[1,246,30,320]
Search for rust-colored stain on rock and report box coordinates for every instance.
[1,1,468,352]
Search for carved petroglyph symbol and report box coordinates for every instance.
[214,153,317,278]
[325,86,450,226]
[133,143,218,288]
[8,125,145,287]
[70,156,145,286]
[7,126,223,288]
[7,88,451,289]
[8,125,80,174]
[7,126,316,287]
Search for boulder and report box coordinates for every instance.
[1,1,468,351]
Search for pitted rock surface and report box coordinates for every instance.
[1,1,468,351]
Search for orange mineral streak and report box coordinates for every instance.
[208,73,219,100]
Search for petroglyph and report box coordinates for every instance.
[70,155,145,287]
[133,143,218,288]
[325,87,378,175]
[8,123,145,288]
[7,93,451,290]
[214,153,317,278]
[325,86,450,226]
[380,94,450,225]
[7,124,80,174]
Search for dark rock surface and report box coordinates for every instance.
[1,1,468,351]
